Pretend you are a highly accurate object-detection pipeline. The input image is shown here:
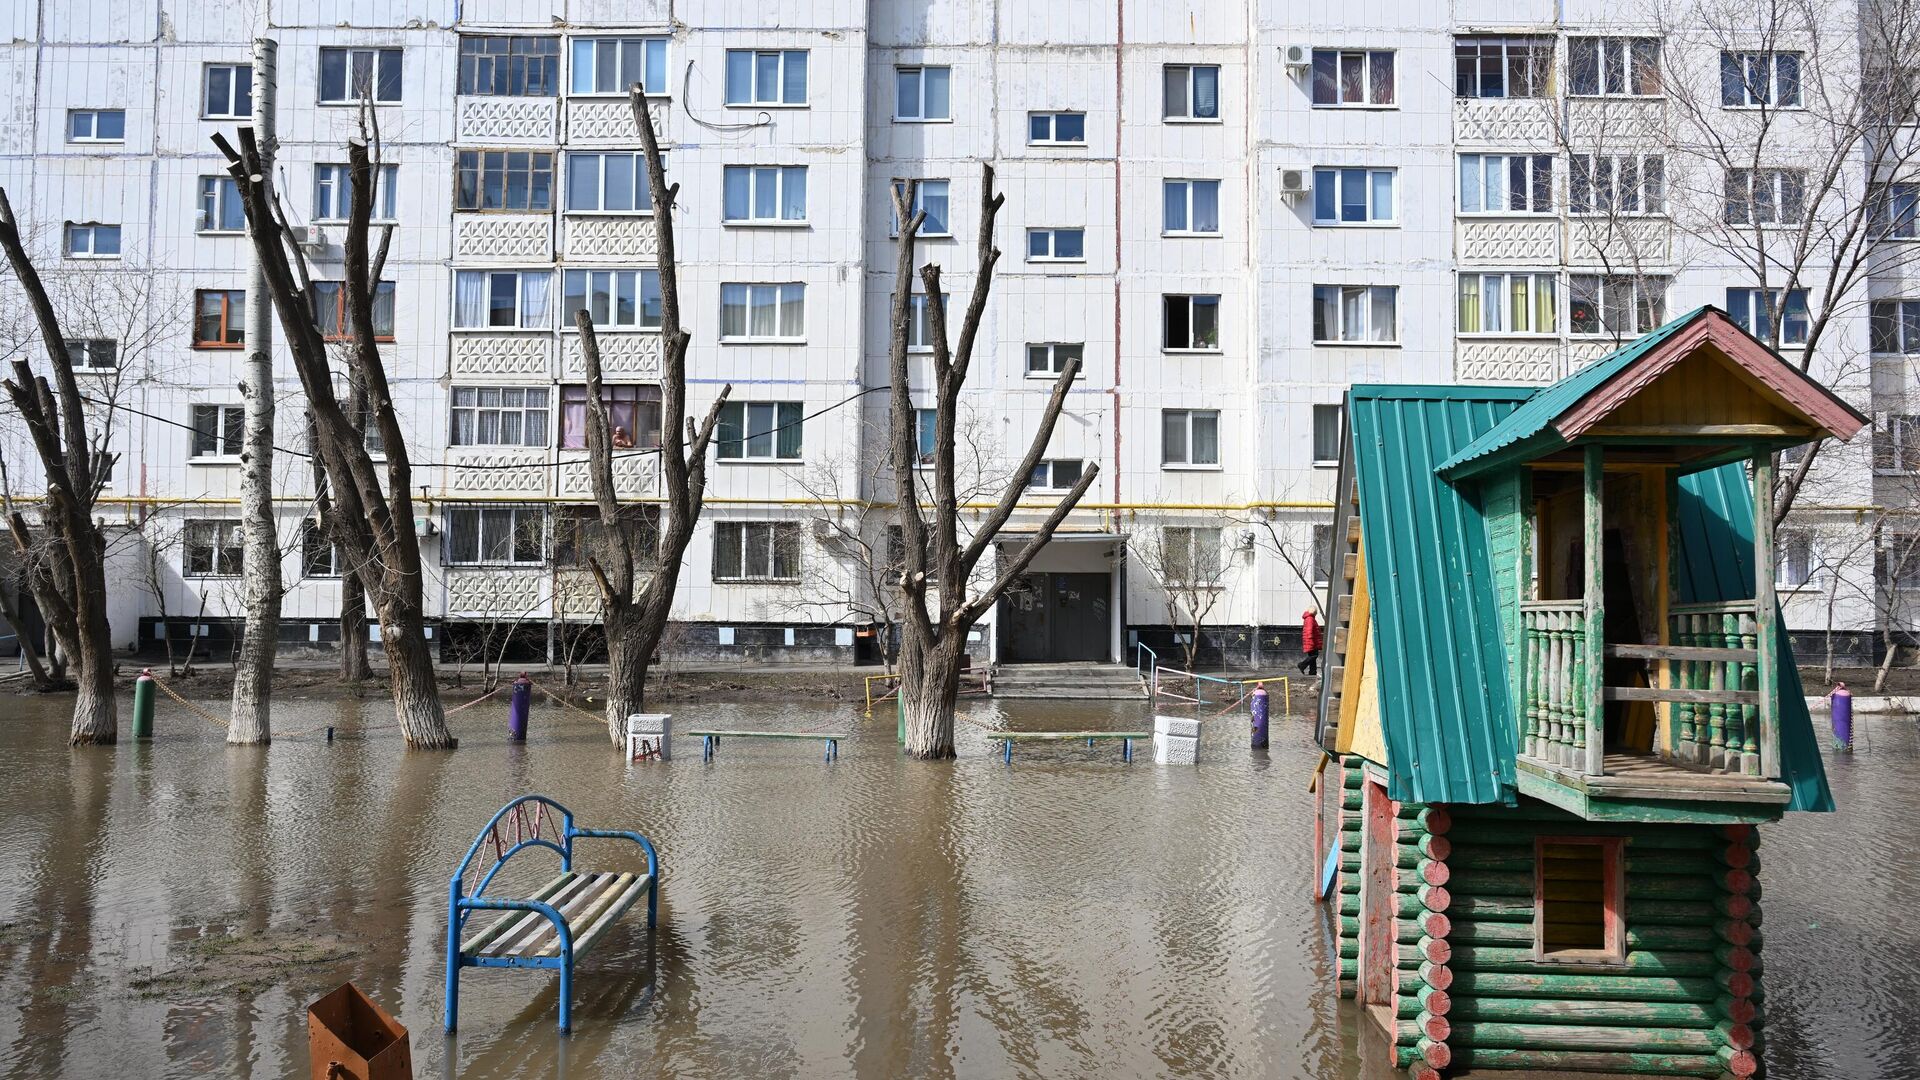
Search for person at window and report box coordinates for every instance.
[1298,608,1323,676]
[611,425,635,449]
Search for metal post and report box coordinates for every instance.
[1123,737,1133,763]
[508,673,531,741]
[444,878,462,1033]
[1251,683,1270,749]
[1831,682,1853,750]
[132,669,155,738]
[1003,738,1012,765]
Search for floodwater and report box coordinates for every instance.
[0,689,1915,1079]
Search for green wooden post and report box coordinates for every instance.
[1664,468,1687,762]
[1752,451,1779,778]
[1583,443,1605,777]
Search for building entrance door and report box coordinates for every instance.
[1002,572,1110,662]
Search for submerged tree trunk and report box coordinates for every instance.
[383,598,453,748]
[340,569,370,681]
[899,634,964,759]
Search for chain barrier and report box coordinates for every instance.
[147,672,502,740]
[444,684,503,716]
[525,678,610,726]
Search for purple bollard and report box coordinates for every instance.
[1831,681,1853,751]
[1251,684,1270,749]
[508,673,532,741]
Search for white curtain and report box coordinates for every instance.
[519,272,552,328]
[454,271,486,328]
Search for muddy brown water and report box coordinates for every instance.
[0,691,1915,1079]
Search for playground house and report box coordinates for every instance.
[1313,307,1865,1079]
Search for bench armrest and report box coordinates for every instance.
[454,896,574,957]
[568,828,660,883]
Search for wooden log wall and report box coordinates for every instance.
[1391,801,1453,1080]
[1336,755,1363,998]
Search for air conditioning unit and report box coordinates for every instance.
[414,516,439,537]
[1279,167,1313,199]
[810,517,836,542]
[297,224,328,250]
[1282,44,1312,70]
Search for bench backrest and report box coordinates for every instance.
[451,794,576,902]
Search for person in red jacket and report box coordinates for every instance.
[1298,608,1322,676]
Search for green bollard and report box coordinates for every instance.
[132,669,155,739]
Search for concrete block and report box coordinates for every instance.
[1153,716,1199,764]
[627,712,671,761]
[1155,714,1202,739]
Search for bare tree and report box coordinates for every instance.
[570,88,730,747]
[214,129,454,748]
[0,449,53,688]
[1130,525,1239,671]
[887,169,1100,759]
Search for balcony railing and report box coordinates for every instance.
[1663,601,1762,776]
[1521,600,1588,767]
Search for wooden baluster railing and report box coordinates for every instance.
[1738,611,1761,775]
[1671,613,1695,763]
[1525,617,1542,758]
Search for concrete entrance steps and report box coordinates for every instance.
[992,663,1146,700]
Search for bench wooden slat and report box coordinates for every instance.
[536,872,636,958]
[471,872,598,959]
[683,729,848,739]
[999,731,1150,740]
[512,872,630,959]
[492,872,607,959]
[557,874,652,959]
[459,871,574,955]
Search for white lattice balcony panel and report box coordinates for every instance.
[443,449,552,497]
[1568,340,1618,370]
[455,96,559,143]
[1456,218,1560,264]
[1567,99,1668,145]
[561,331,663,379]
[1457,339,1564,385]
[557,452,660,499]
[454,214,553,261]
[1454,99,1556,145]
[552,569,604,619]
[449,332,555,379]
[565,97,671,144]
[1568,218,1670,268]
[444,567,548,619]
[562,215,660,261]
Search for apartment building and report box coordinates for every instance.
[0,1,1902,668]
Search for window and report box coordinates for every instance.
[568,152,656,214]
[895,66,951,121]
[454,270,552,329]
[1726,288,1810,346]
[1313,524,1333,583]
[717,401,803,460]
[190,404,245,457]
[722,165,806,223]
[1027,342,1084,377]
[446,506,547,566]
[451,387,549,447]
[1458,154,1553,214]
[1570,153,1665,215]
[891,179,951,236]
[302,520,342,577]
[319,47,402,104]
[1777,529,1816,587]
[63,338,117,370]
[564,269,662,330]
[198,176,243,232]
[1027,459,1085,491]
[456,150,554,211]
[1871,182,1920,239]
[67,109,125,142]
[907,292,947,351]
[1162,527,1223,583]
[720,283,805,341]
[1313,285,1398,343]
[193,289,245,347]
[1872,300,1920,353]
[1029,111,1086,145]
[1725,168,1806,225]
[1884,532,1920,588]
[64,224,120,259]
[203,63,254,117]
[1880,415,1920,473]
[459,36,559,96]
[1569,275,1666,337]
[714,521,801,581]
[184,519,245,576]
[310,281,397,341]
[1568,38,1661,97]
[1313,168,1396,225]
[725,49,808,106]
[1312,50,1394,106]
[1162,409,1220,467]
[1027,228,1085,261]
[1163,180,1221,235]
[1163,64,1220,120]
[1534,837,1626,964]
[569,36,666,95]
[1459,272,1559,334]
[314,163,397,221]
[1455,36,1553,98]
[560,384,661,449]
[555,505,659,568]
[1163,295,1220,351]
[1867,65,1920,126]
[912,408,937,466]
[1721,52,1801,107]
[1312,404,1343,464]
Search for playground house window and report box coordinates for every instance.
[725,49,808,106]
[459,35,559,96]
[1313,168,1396,225]
[1027,342,1083,377]
[1459,153,1553,214]
[1725,287,1809,346]
[1570,153,1665,215]
[1777,528,1816,587]
[319,47,402,104]
[64,338,118,370]
[555,505,659,567]
[445,505,548,567]
[895,66,951,121]
[183,519,245,577]
[450,386,549,448]
[309,280,396,341]
[314,163,398,221]
[1725,168,1806,225]
[719,283,805,341]
[907,292,947,351]
[68,109,125,142]
[302,520,343,577]
[457,150,554,211]
[1162,409,1220,467]
[571,37,666,96]
[1027,459,1085,492]
[1459,272,1558,335]
[193,289,246,347]
[1163,526,1223,584]
[560,383,662,449]
[190,404,245,458]
[454,270,552,329]
[1163,179,1221,235]
[713,521,801,581]
[1313,285,1398,344]
[1569,275,1666,337]
[1164,294,1221,351]
[1721,51,1801,107]
[1029,111,1086,145]
[1569,37,1661,97]
[568,152,657,214]
[1312,404,1343,464]
[1163,64,1220,120]
[198,175,244,232]
[64,223,121,258]
[1312,50,1394,106]
[1876,414,1920,474]
[1871,300,1920,353]
[1455,36,1553,98]
[1870,182,1920,239]
[1534,837,1627,964]
[892,180,951,236]
[203,63,254,118]
[563,269,661,330]
[722,165,805,223]
[717,401,803,461]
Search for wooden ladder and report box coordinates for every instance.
[1320,477,1363,748]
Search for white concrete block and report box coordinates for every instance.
[1152,732,1199,764]
[1155,714,1202,739]
[627,712,672,761]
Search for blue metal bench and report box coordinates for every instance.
[443,795,659,1033]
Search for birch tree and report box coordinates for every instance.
[888,168,1099,759]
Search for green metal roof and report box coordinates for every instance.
[1435,307,1713,477]
[1349,384,1535,805]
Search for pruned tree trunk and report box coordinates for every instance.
[0,189,118,744]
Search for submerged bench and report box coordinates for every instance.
[444,795,659,1033]
[998,730,1151,764]
[683,728,848,762]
